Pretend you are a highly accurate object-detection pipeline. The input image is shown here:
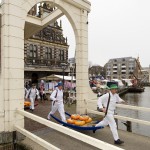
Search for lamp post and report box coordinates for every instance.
[101,68,104,79]
[70,63,75,92]
[61,63,68,89]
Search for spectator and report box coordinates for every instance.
[39,80,45,102]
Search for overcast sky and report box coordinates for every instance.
[61,0,150,67]
[1,0,150,67]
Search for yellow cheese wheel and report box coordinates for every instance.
[74,120,85,126]
[67,118,75,124]
[71,114,80,120]
[85,117,92,123]
[79,115,89,121]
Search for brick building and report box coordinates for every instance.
[105,57,142,80]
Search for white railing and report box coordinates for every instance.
[86,99,150,126]
[87,109,150,126]
[117,104,150,112]
[15,109,124,150]
[86,99,150,112]
[85,98,150,112]
[14,125,60,150]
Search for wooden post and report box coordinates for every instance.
[126,121,132,132]
[115,113,118,129]
[122,121,132,132]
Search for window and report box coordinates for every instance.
[113,72,117,74]
[113,64,117,66]
[113,68,117,70]
[129,58,135,62]
[107,71,111,75]
[122,72,126,74]
[33,45,37,57]
[29,44,37,58]
[45,47,53,59]
[59,50,64,61]
[121,68,126,70]
[29,44,33,57]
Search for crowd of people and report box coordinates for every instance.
[24,79,126,145]
[24,80,76,111]
[43,80,76,91]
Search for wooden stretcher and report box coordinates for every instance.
[50,112,104,131]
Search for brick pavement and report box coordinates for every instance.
[24,100,150,150]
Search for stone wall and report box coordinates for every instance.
[0,0,91,144]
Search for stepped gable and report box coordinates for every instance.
[31,22,68,46]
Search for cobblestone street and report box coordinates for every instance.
[24,100,77,132]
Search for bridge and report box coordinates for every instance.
[14,100,150,150]
[0,0,93,142]
[0,0,150,150]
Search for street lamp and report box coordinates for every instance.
[60,63,68,89]
[70,63,75,92]
[101,68,104,79]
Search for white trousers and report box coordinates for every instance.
[30,97,35,110]
[95,114,119,141]
[48,101,66,122]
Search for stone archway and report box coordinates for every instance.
[23,0,92,114]
[0,0,91,136]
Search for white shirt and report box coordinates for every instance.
[24,88,28,99]
[50,89,63,103]
[26,88,39,99]
[97,92,124,114]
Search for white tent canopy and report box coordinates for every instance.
[112,79,124,87]
[40,74,76,81]
[122,79,133,87]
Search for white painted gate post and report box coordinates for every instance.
[0,0,24,134]
[76,9,89,114]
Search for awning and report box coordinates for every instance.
[40,74,76,81]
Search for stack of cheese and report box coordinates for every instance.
[67,114,92,126]
[24,101,31,107]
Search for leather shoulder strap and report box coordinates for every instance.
[55,90,58,98]
[105,93,111,116]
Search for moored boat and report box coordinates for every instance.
[128,86,145,92]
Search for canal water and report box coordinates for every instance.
[118,87,150,137]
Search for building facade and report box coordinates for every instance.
[24,3,69,85]
[105,57,142,80]
[141,66,150,83]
